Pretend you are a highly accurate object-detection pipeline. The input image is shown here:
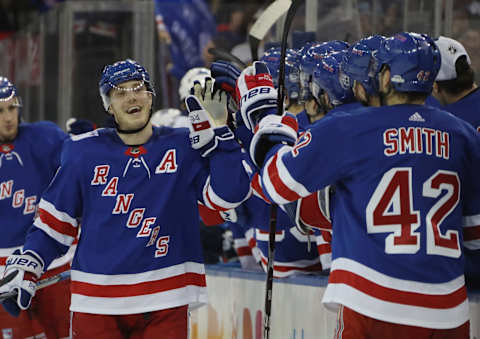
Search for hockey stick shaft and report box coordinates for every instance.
[263,1,304,338]
[0,270,71,302]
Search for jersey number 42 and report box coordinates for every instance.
[366,167,460,258]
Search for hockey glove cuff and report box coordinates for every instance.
[0,250,44,317]
[249,113,298,167]
[186,95,234,157]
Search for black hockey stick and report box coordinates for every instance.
[249,0,292,61]
[0,270,71,302]
[263,2,304,338]
[208,47,247,69]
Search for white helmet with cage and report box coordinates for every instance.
[178,67,211,101]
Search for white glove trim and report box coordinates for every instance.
[249,114,298,167]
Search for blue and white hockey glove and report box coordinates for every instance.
[249,113,298,167]
[186,80,234,157]
[0,249,44,317]
[235,61,278,131]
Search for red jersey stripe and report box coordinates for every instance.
[260,257,323,273]
[267,153,302,202]
[205,189,228,211]
[39,208,77,238]
[71,272,206,298]
[329,269,467,309]
[463,225,480,241]
[251,173,271,203]
[235,246,253,256]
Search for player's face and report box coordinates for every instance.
[0,97,20,142]
[109,80,153,131]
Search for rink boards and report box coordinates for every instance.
[190,264,480,339]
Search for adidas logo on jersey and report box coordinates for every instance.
[409,112,425,122]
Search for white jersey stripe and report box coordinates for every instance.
[34,218,75,246]
[322,258,469,329]
[39,199,78,228]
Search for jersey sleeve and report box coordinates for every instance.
[23,138,83,267]
[195,138,252,211]
[258,114,350,205]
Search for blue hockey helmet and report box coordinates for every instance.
[343,42,379,95]
[260,47,282,87]
[374,32,441,93]
[99,59,155,111]
[311,51,354,106]
[0,77,19,103]
[300,40,349,101]
[284,50,301,101]
[358,34,385,51]
[0,76,22,120]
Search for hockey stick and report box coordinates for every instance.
[263,2,304,338]
[249,0,292,61]
[208,47,247,69]
[0,270,71,302]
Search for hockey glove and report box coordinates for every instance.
[210,60,242,118]
[0,250,44,317]
[186,94,234,157]
[192,77,228,127]
[249,113,298,167]
[210,60,241,98]
[236,61,278,131]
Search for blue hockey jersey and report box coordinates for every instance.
[443,87,480,132]
[0,122,68,270]
[23,126,251,315]
[257,104,480,328]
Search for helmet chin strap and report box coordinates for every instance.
[113,108,153,135]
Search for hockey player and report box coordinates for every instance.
[299,40,350,123]
[0,77,72,338]
[248,32,480,338]
[0,59,251,338]
[342,35,385,107]
[310,50,359,114]
[433,36,480,131]
[209,58,329,277]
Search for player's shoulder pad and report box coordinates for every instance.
[21,121,68,144]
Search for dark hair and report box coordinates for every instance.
[436,55,475,95]
[397,91,428,102]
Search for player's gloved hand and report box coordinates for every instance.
[235,61,278,131]
[210,61,242,115]
[210,61,241,98]
[186,92,234,157]
[192,77,228,127]
[249,113,298,167]
[0,250,44,317]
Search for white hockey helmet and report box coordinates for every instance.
[178,67,211,101]
[151,108,182,127]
